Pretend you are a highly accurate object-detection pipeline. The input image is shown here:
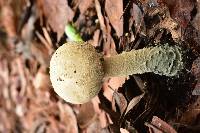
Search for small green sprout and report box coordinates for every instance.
[50,42,183,104]
[65,23,83,42]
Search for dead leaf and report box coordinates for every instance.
[30,118,49,133]
[92,96,109,128]
[183,25,200,55]
[133,75,146,92]
[162,0,194,28]
[130,3,146,35]
[105,0,123,37]
[18,12,36,59]
[77,101,97,129]
[159,11,181,40]
[78,0,94,14]
[192,55,200,79]
[124,93,145,116]
[33,66,51,91]
[98,90,120,124]
[112,90,127,115]
[192,0,200,31]
[95,0,106,33]
[191,57,200,95]
[179,97,200,124]
[103,77,126,102]
[31,41,51,67]
[144,4,182,41]
[146,116,177,133]
[95,0,117,56]
[37,0,74,40]
[103,17,117,56]
[91,29,100,47]
[124,121,138,133]
[58,102,78,133]
[1,5,17,38]
[120,128,130,133]
[84,117,110,133]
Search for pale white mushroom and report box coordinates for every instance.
[50,42,183,104]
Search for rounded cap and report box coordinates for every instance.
[50,42,104,104]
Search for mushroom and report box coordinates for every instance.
[50,42,183,104]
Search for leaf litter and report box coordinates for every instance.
[0,0,200,133]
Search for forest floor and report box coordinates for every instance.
[0,0,200,133]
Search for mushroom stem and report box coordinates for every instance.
[103,45,183,77]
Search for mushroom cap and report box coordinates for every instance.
[50,42,104,104]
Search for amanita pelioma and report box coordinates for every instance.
[50,42,183,104]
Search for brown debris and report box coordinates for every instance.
[1,5,17,38]
[159,13,181,41]
[77,101,97,129]
[36,0,74,40]
[130,3,146,35]
[95,0,117,56]
[179,97,200,125]
[146,116,177,133]
[161,0,195,28]
[192,0,200,31]
[105,0,123,37]
[112,90,127,115]
[78,0,94,14]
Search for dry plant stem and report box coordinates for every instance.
[103,45,183,77]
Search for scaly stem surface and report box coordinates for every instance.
[103,45,183,77]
